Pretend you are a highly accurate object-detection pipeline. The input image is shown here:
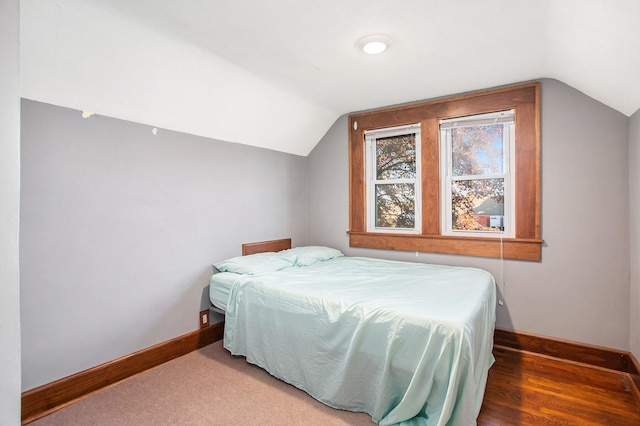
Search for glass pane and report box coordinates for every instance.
[451,178,504,232]
[375,183,415,228]
[376,133,416,180]
[452,124,504,177]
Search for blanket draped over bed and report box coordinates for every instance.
[221,256,496,425]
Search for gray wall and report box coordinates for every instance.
[630,108,640,359]
[20,100,309,390]
[308,79,632,351]
[0,0,21,423]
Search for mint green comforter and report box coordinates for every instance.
[222,256,496,425]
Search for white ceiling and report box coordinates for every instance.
[20,0,640,156]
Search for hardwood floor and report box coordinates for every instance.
[478,347,640,425]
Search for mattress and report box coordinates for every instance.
[211,255,496,426]
[209,271,240,312]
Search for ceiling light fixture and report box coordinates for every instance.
[358,35,389,55]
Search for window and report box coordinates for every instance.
[440,110,514,237]
[365,124,421,233]
[348,83,542,261]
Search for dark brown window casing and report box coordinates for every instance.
[348,83,542,260]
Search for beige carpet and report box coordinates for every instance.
[30,340,375,425]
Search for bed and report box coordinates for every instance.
[210,239,496,426]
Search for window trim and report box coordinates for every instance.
[348,83,543,261]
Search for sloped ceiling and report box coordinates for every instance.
[21,0,640,156]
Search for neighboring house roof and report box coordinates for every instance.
[473,198,504,216]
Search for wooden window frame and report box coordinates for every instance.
[348,83,543,261]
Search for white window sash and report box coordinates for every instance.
[366,124,421,233]
[440,111,515,238]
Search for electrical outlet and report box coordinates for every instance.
[199,310,209,329]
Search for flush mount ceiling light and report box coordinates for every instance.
[358,35,389,54]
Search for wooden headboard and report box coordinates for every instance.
[241,238,292,256]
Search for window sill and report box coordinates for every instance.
[348,231,543,261]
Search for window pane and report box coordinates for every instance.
[375,183,415,228]
[452,124,504,177]
[376,134,416,180]
[451,178,504,231]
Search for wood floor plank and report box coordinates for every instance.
[479,347,640,425]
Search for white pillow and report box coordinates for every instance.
[214,252,295,275]
[280,246,343,266]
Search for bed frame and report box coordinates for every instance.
[241,238,291,256]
